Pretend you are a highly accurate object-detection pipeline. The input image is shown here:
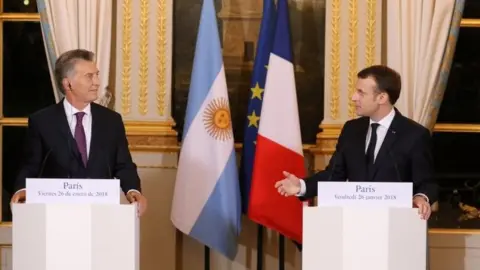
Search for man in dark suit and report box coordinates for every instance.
[11,49,147,216]
[275,65,437,220]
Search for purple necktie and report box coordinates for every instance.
[74,112,87,167]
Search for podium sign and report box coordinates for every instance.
[317,182,412,207]
[26,178,120,204]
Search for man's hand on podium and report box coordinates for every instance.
[274,171,301,196]
[10,189,26,204]
[413,195,431,220]
[126,191,147,217]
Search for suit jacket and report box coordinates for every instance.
[14,101,141,194]
[303,109,438,203]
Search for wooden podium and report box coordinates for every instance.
[302,182,427,270]
[12,178,140,270]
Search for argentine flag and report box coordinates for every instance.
[170,0,241,260]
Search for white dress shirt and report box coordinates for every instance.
[297,109,428,202]
[63,99,92,157]
[365,108,395,162]
[64,100,139,195]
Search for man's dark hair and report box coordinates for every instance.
[54,49,95,94]
[357,65,401,105]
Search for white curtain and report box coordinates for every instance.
[386,0,465,130]
[37,0,112,107]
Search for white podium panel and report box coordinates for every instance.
[12,203,139,270]
[303,206,426,270]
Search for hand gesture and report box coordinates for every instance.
[274,171,301,196]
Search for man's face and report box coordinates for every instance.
[65,60,100,103]
[351,76,386,117]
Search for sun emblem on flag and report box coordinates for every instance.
[203,97,233,141]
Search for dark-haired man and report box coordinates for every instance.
[275,65,437,220]
[11,49,147,216]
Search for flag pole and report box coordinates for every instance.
[257,225,264,270]
[204,246,210,270]
[278,234,285,270]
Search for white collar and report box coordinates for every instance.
[63,99,91,116]
[369,108,395,129]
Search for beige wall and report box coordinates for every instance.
[133,152,178,270]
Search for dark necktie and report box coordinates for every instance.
[74,112,88,167]
[366,123,380,166]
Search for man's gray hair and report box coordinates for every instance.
[54,49,95,94]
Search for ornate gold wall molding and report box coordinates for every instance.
[322,0,382,127]
[460,18,480,27]
[310,124,342,155]
[329,0,341,120]
[125,120,178,151]
[121,0,132,116]
[138,0,149,116]
[115,0,174,127]
[4,119,474,154]
[0,118,179,152]
[319,0,382,157]
[347,0,358,119]
[156,0,167,116]
[365,0,376,66]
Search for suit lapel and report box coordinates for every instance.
[353,118,369,181]
[86,104,102,169]
[370,111,402,181]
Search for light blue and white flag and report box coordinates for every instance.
[170,0,241,260]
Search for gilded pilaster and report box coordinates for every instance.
[138,0,149,116]
[347,0,358,119]
[156,0,168,116]
[120,0,132,116]
[313,0,382,169]
[113,2,178,270]
[329,0,341,121]
[115,0,176,147]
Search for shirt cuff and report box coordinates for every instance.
[14,188,26,195]
[127,189,141,195]
[413,193,429,203]
[296,179,306,197]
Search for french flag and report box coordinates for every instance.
[247,0,305,243]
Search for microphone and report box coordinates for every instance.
[386,129,402,183]
[105,153,112,179]
[66,135,74,178]
[387,150,402,183]
[66,104,73,178]
[38,149,52,178]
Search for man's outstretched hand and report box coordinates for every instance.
[274,171,301,196]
